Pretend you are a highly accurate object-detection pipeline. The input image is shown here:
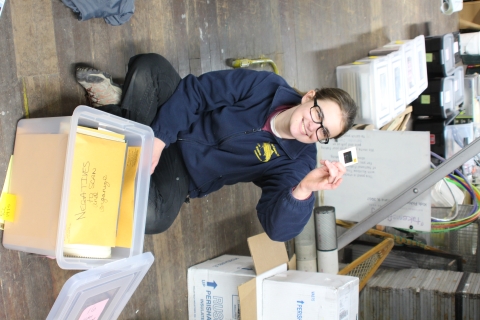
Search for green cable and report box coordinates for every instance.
[431,176,480,225]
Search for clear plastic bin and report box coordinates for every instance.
[358,54,407,118]
[462,74,480,122]
[12,106,154,269]
[47,252,154,319]
[368,35,428,105]
[336,56,392,129]
[445,122,474,159]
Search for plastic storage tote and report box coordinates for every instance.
[425,33,455,77]
[336,56,392,129]
[6,106,154,270]
[412,76,455,119]
[362,52,406,118]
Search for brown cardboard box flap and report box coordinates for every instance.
[247,233,289,275]
[238,233,290,320]
[238,278,257,320]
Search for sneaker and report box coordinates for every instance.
[76,67,122,107]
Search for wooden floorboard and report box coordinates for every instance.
[0,0,458,319]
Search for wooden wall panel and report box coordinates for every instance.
[10,0,58,77]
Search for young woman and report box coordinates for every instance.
[76,53,358,242]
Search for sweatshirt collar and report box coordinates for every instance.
[268,86,312,160]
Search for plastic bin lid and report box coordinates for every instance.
[47,252,154,320]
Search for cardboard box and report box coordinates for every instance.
[262,270,359,320]
[460,1,480,29]
[188,233,289,320]
[188,255,256,320]
[187,233,359,320]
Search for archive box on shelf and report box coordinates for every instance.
[425,33,456,77]
[368,35,428,105]
[3,106,154,270]
[411,76,456,119]
[359,53,406,118]
[336,56,392,129]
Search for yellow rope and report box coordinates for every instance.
[22,78,30,118]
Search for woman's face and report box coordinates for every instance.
[289,91,344,144]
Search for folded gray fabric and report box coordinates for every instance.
[61,0,135,26]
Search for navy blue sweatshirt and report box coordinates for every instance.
[151,68,316,241]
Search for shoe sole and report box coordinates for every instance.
[76,67,121,88]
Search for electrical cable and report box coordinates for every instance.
[431,151,478,216]
[394,151,480,234]
[430,162,459,222]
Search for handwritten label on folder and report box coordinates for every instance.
[65,133,127,246]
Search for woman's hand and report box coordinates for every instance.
[151,137,166,174]
[292,160,346,200]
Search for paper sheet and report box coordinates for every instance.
[115,146,141,248]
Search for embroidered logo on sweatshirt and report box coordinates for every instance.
[254,142,279,162]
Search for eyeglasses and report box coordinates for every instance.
[310,97,330,144]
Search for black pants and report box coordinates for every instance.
[99,53,190,234]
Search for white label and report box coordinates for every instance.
[444,90,451,104]
[454,41,459,54]
[78,299,109,320]
[445,48,450,61]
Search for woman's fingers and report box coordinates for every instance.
[319,160,346,184]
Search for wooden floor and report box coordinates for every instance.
[0,1,458,319]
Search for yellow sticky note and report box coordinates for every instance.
[65,133,127,246]
[0,193,17,222]
[0,155,14,229]
[115,146,141,248]
[421,95,431,104]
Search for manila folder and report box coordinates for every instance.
[3,134,68,256]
